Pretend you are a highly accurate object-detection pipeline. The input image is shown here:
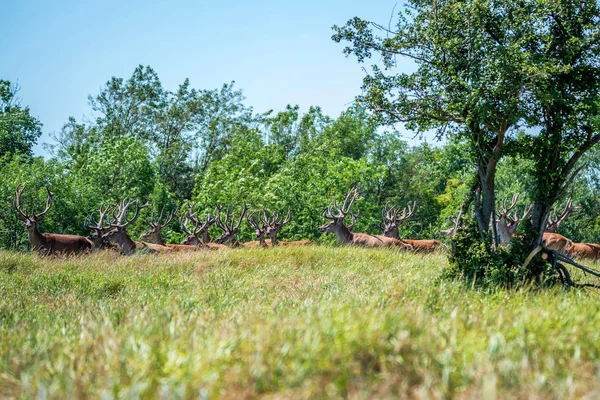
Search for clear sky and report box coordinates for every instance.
[1,1,410,156]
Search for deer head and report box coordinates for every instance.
[247,211,267,243]
[14,185,54,232]
[84,203,114,250]
[140,206,176,244]
[439,215,460,238]
[546,198,579,233]
[263,208,291,239]
[181,204,219,245]
[214,203,247,245]
[103,199,149,252]
[496,193,532,246]
[318,187,360,234]
[382,201,416,238]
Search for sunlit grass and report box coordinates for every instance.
[1,248,599,398]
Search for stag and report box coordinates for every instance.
[103,199,172,255]
[546,198,579,233]
[319,187,412,249]
[262,208,313,246]
[84,203,116,252]
[496,193,570,253]
[245,211,270,247]
[141,206,199,251]
[214,203,248,246]
[15,185,92,255]
[180,206,226,250]
[439,215,460,238]
[381,201,443,252]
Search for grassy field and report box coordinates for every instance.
[0,248,599,399]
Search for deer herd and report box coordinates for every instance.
[441,192,600,261]
[13,185,596,261]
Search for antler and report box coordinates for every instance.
[262,208,291,230]
[324,187,360,219]
[185,204,218,236]
[149,206,176,229]
[498,193,520,218]
[110,198,149,228]
[547,198,579,232]
[84,203,113,234]
[32,187,54,220]
[395,201,416,225]
[347,211,360,231]
[246,211,263,231]
[14,185,54,221]
[14,184,28,221]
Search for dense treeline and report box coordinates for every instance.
[2,66,600,252]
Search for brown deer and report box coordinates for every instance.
[103,199,172,255]
[214,203,248,246]
[84,203,117,252]
[15,185,92,255]
[141,206,199,251]
[496,193,570,253]
[565,242,599,261]
[262,208,313,246]
[439,215,460,238]
[381,201,443,252]
[180,206,227,250]
[546,198,579,233]
[245,211,270,247]
[318,187,413,249]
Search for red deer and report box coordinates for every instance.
[318,187,412,249]
[495,193,570,253]
[15,185,92,255]
[381,201,443,252]
[245,211,271,247]
[84,203,117,252]
[141,206,199,251]
[214,203,248,246]
[103,199,172,255]
[546,198,579,233]
[262,208,313,246]
[180,206,227,250]
[565,242,599,261]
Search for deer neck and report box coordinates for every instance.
[115,230,137,255]
[268,231,279,246]
[28,225,48,251]
[333,224,353,244]
[146,229,165,245]
[202,230,210,244]
[496,217,513,246]
[385,226,399,239]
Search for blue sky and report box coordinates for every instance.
[1,1,410,155]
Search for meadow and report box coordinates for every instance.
[1,247,599,399]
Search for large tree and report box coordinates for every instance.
[333,0,600,270]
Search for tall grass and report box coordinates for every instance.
[1,247,599,398]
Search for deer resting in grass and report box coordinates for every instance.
[214,203,248,246]
[381,202,443,252]
[319,187,413,249]
[84,203,117,252]
[496,193,571,253]
[15,185,92,255]
[103,199,172,255]
[262,208,313,246]
[141,206,200,251]
[245,211,270,247]
[180,206,227,250]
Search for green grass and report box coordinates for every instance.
[0,247,599,399]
